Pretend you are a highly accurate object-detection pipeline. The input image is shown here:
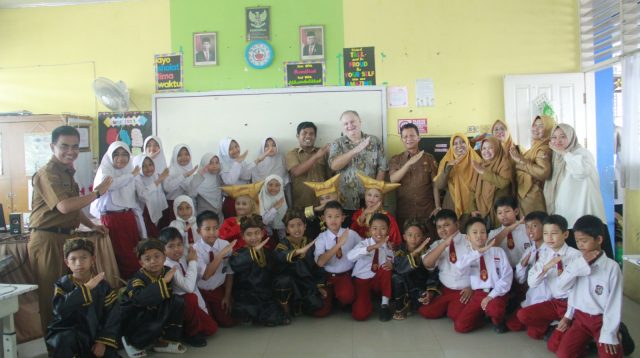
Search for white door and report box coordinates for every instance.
[503,73,596,158]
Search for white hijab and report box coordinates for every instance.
[172,195,197,230]
[132,154,168,224]
[259,174,287,230]
[197,152,223,210]
[142,136,167,174]
[544,123,581,213]
[169,143,194,176]
[90,141,137,217]
[252,137,289,185]
[218,137,236,174]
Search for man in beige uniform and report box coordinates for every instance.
[28,125,112,333]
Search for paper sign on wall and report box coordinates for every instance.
[155,53,183,92]
[387,87,408,108]
[397,118,428,134]
[285,62,325,87]
[343,47,376,86]
[416,78,434,107]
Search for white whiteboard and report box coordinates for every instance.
[153,86,387,163]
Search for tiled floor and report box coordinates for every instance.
[19,297,640,358]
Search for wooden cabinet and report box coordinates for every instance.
[0,114,92,225]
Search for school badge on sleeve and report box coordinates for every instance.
[595,285,604,295]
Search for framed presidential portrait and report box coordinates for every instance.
[300,25,324,60]
[194,32,217,66]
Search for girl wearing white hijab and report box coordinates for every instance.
[251,137,290,185]
[543,123,606,227]
[194,153,223,217]
[169,195,200,251]
[259,174,288,240]
[90,141,141,279]
[161,144,204,228]
[132,154,169,239]
[141,136,168,174]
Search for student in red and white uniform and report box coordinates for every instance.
[488,196,532,268]
[159,227,217,347]
[169,195,201,249]
[519,214,583,341]
[505,211,551,333]
[347,213,394,321]
[453,217,513,333]
[314,200,361,316]
[419,209,472,321]
[193,210,235,328]
[548,215,634,358]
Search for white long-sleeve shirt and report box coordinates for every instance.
[515,244,551,307]
[423,232,471,290]
[163,172,203,200]
[220,161,254,185]
[164,256,207,313]
[563,253,622,345]
[528,243,583,299]
[489,223,532,268]
[454,246,513,298]
[194,238,233,291]
[314,228,360,274]
[347,237,394,279]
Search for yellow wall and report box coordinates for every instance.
[0,0,171,116]
[343,0,579,154]
[624,190,640,303]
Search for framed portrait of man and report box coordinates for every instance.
[194,32,217,66]
[300,25,324,60]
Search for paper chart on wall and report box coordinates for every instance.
[387,86,408,108]
[416,78,435,107]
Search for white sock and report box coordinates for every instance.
[381,296,389,305]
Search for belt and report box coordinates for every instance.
[31,227,75,235]
[103,209,132,214]
[328,271,350,277]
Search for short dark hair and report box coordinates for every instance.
[197,210,220,228]
[322,200,343,215]
[240,214,265,232]
[435,209,457,223]
[64,238,94,258]
[543,214,569,232]
[403,217,427,234]
[136,239,165,258]
[524,211,548,224]
[573,215,605,239]
[52,125,80,144]
[282,208,306,226]
[296,121,317,135]
[464,217,487,233]
[157,227,183,246]
[369,212,390,227]
[493,196,518,211]
[400,123,420,136]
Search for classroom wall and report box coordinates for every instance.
[0,0,171,116]
[343,0,580,154]
[624,189,640,303]
[169,0,344,91]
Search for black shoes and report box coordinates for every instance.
[184,333,207,347]
[493,322,507,334]
[379,304,392,322]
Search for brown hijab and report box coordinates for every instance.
[492,119,513,153]
[517,115,556,198]
[474,136,513,216]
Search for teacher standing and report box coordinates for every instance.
[28,126,112,332]
[328,110,388,223]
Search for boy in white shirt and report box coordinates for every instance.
[314,200,361,314]
[193,211,235,328]
[519,214,583,340]
[548,215,634,358]
[488,197,532,268]
[347,213,394,321]
[159,227,217,347]
[453,217,513,333]
[420,209,472,321]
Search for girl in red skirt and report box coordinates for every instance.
[162,144,202,229]
[90,141,141,279]
[132,155,168,239]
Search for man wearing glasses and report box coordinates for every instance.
[28,125,112,333]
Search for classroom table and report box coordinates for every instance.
[0,284,37,358]
[0,227,121,343]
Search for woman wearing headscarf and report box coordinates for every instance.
[434,134,481,219]
[90,141,141,278]
[509,115,555,215]
[470,136,513,227]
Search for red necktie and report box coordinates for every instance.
[187,224,194,244]
[209,251,214,263]
[449,241,457,263]
[507,232,515,249]
[179,263,186,275]
[335,236,343,259]
[480,255,488,281]
[371,248,379,272]
[556,255,563,275]
[535,250,540,263]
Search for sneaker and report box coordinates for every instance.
[493,322,507,334]
[379,304,392,322]
[619,322,635,356]
[543,324,557,342]
[183,333,207,347]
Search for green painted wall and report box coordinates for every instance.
[170,0,344,91]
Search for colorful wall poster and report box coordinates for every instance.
[285,61,325,87]
[343,46,376,86]
[155,53,183,92]
[397,118,428,134]
[98,111,153,159]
